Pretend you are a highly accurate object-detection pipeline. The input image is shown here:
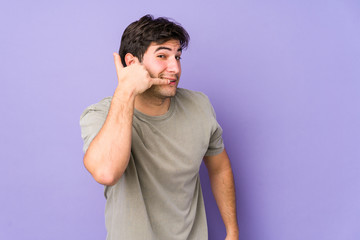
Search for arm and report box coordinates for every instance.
[83,53,169,186]
[204,149,239,240]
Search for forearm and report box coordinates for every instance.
[83,52,169,185]
[209,166,239,237]
[84,87,135,186]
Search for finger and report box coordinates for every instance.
[113,52,123,75]
[150,77,170,85]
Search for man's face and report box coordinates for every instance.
[141,39,182,98]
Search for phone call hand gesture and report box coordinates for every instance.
[113,53,169,96]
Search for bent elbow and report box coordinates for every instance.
[93,172,120,186]
[83,158,122,186]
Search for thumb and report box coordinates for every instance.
[113,52,123,75]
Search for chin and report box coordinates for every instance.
[160,90,177,98]
[153,85,178,98]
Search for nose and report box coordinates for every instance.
[167,57,181,74]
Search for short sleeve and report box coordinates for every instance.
[79,98,111,153]
[204,98,224,156]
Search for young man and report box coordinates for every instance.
[80,15,239,240]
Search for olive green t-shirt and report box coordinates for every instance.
[80,88,224,240]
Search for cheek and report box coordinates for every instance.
[146,59,166,72]
[155,59,167,69]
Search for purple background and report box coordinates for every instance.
[1,1,359,239]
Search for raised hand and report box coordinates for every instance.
[113,53,169,96]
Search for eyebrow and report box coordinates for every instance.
[154,46,182,53]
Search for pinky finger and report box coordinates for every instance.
[151,77,170,85]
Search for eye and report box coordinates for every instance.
[157,55,166,59]
[175,56,182,60]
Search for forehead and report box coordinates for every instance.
[146,39,182,53]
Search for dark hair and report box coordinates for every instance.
[119,14,190,66]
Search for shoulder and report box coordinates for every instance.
[175,88,211,105]
[80,96,112,122]
[175,88,216,117]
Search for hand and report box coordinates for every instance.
[113,53,169,96]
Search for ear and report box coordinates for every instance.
[125,53,140,66]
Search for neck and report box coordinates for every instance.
[134,93,171,116]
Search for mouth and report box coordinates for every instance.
[161,77,178,85]
[168,80,177,85]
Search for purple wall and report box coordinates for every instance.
[1,1,359,239]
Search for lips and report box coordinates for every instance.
[163,78,177,82]
[161,75,178,81]
[162,78,177,85]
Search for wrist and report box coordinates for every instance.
[113,86,136,103]
[226,227,239,237]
